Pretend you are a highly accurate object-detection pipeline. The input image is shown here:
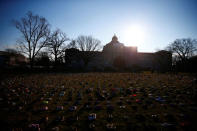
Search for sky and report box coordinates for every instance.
[0,0,197,52]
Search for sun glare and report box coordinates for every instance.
[123,24,145,46]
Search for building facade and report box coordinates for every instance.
[65,35,172,72]
[0,51,28,67]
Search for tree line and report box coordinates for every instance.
[12,11,101,68]
[166,38,197,72]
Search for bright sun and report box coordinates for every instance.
[123,24,145,46]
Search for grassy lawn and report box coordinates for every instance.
[0,73,197,130]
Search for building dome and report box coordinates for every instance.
[103,35,124,53]
[112,34,118,42]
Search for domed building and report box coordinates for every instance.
[65,35,172,72]
[103,35,124,52]
[102,35,138,66]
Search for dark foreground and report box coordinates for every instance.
[0,73,197,131]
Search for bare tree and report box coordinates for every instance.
[47,29,69,65]
[166,38,197,62]
[67,39,77,49]
[13,11,50,68]
[76,35,101,51]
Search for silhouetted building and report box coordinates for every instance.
[65,35,172,72]
[0,51,27,67]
